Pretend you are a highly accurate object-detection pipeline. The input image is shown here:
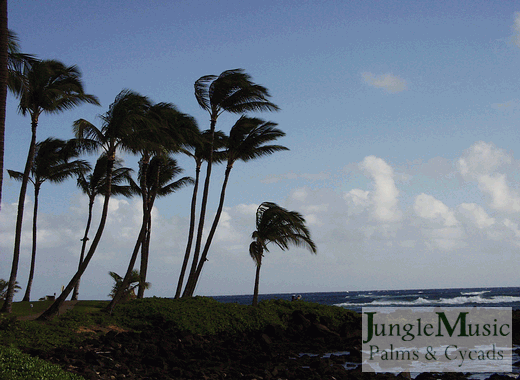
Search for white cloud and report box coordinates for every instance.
[360,156,401,222]
[457,141,511,177]
[361,72,407,93]
[457,142,520,213]
[414,193,458,227]
[458,203,495,229]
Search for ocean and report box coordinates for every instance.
[211,286,520,313]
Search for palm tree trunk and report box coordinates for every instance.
[137,207,152,298]
[186,164,232,296]
[174,162,200,298]
[38,156,115,321]
[0,0,7,213]
[72,197,94,301]
[252,263,262,307]
[22,183,39,302]
[183,120,216,297]
[106,210,149,313]
[1,116,38,313]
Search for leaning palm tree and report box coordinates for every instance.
[249,202,317,307]
[184,117,288,297]
[71,156,133,301]
[106,155,192,311]
[2,60,99,313]
[174,129,227,299]
[182,69,279,298]
[38,90,153,321]
[8,138,90,302]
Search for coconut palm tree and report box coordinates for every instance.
[136,155,193,298]
[0,279,20,300]
[106,155,192,311]
[8,138,90,302]
[250,202,317,307]
[185,117,288,297]
[0,3,7,212]
[38,90,152,321]
[1,60,99,313]
[0,30,36,211]
[108,270,150,303]
[71,156,133,301]
[105,101,197,307]
[174,129,227,299]
[182,69,279,298]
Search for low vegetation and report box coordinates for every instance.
[0,297,357,379]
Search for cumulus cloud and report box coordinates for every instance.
[414,193,458,227]
[457,142,520,213]
[458,203,495,229]
[361,72,407,93]
[457,141,511,177]
[360,156,401,222]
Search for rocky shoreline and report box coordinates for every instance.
[24,309,520,380]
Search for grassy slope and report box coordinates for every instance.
[0,297,358,379]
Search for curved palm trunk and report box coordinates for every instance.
[174,162,200,299]
[183,120,216,297]
[22,183,40,302]
[38,157,115,321]
[185,164,232,296]
[1,117,38,313]
[0,0,7,213]
[106,210,149,313]
[252,262,262,307]
[72,197,94,301]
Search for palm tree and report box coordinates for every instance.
[108,270,150,303]
[249,202,317,307]
[174,129,227,299]
[0,29,35,212]
[38,90,152,321]
[185,117,288,297]
[0,279,20,300]
[8,138,90,302]
[71,156,133,301]
[136,155,193,298]
[1,60,99,313]
[104,101,197,308]
[106,155,192,312]
[182,69,279,298]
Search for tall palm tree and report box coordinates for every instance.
[0,29,35,212]
[105,101,197,306]
[182,69,279,298]
[8,138,90,302]
[71,156,133,301]
[38,90,152,321]
[250,202,317,307]
[184,117,288,297]
[106,155,192,312]
[174,129,227,299]
[1,60,99,313]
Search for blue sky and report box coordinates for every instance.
[2,1,520,300]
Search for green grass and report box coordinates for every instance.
[9,300,54,317]
[0,297,358,379]
[0,346,84,380]
[112,296,358,335]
